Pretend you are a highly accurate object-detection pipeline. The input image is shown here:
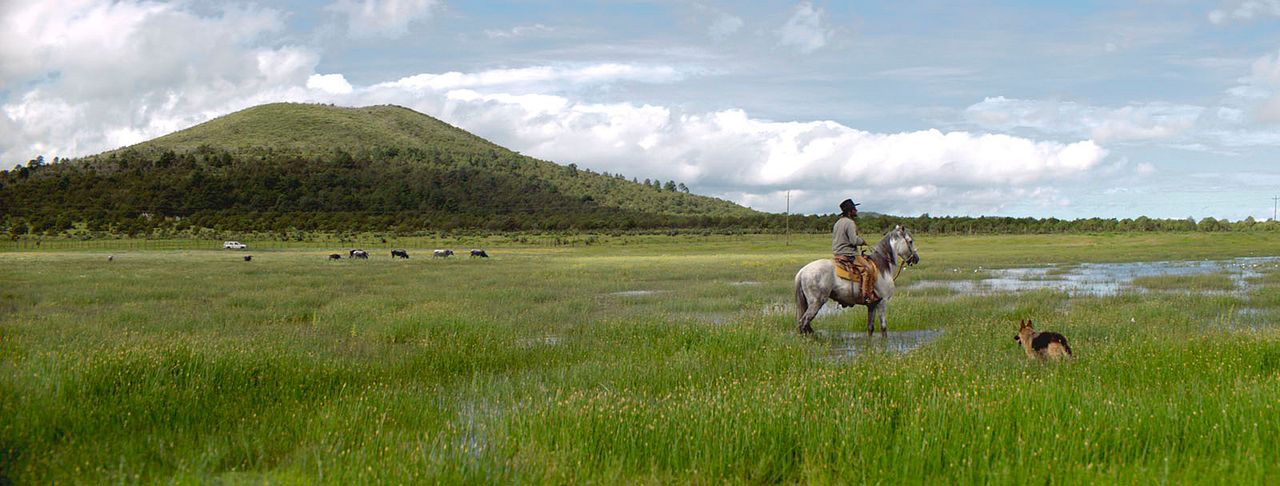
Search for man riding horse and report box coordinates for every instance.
[832,198,878,305]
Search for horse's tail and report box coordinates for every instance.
[794,277,808,324]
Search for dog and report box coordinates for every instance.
[1014,319,1073,360]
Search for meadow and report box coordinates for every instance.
[2,232,1279,483]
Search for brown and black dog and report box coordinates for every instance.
[1014,319,1073,360]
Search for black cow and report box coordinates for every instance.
[243,255,252,262]
[391,249,410,259]
[470,249,489,258]
[328,253,342,260]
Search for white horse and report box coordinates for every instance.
[793,225,920,335]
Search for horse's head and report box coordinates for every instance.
[888,225,920,266]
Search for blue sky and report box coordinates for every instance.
[2,1,1279,219]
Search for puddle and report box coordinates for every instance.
[814,328,943,362]
[909,257,1280,297]
[609,290,665,297]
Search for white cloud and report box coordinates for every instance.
[1239,50,1280,122]
[777,2,831,54]
[1209,0,1280,23]
[374,64,687,92]
[0,0,323,164]
[484,23,554,39]
[326,0,441,38]
[392,90,1107,214]
[1135,162,1157,176]
[307,74,355,94]
[708,13,744,41]
[965,97,1203,142]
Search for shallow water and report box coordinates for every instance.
[910,256,1280,296]
[609,290,664,297]
[814,328,943,362]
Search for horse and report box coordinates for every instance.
[391,249,409,259]
[470,249,488,258]
[433,249,454,258]
[793,225,920,336]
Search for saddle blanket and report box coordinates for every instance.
[834,255,881,304]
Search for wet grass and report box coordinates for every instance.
[1132,273,1238,292]
[1,232,1279,483]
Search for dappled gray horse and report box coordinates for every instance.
[794,225,920,336]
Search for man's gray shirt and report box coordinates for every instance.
[832,217,865,257]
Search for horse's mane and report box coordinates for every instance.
[868,231,896,272]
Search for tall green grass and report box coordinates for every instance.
[1,233,1278,483]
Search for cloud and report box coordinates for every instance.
[0,0,319,164]
[1208,0,1280,23]
[374,64,688,92]
[1239,50,1280,122]
[483,23,554,40]
[326,0,441,38]
[397,90,1107,214]
[777,2,831,54]
[708,12,744,41]
[965,97,1203,142]
[1135,162,1157,176]
[307,74,355,94]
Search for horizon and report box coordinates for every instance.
[3,1,1279,221]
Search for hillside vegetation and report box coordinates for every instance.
[1,103,757,233]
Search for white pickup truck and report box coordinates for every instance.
[223,241,248,249]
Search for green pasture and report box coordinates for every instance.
[2,232,1279,483]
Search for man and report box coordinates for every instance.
[833,198,876,304]
[832,198,865,259]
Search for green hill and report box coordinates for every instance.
[2,103,765,234]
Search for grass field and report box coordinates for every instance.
[2,232,1279,483]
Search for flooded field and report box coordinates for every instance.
[5,232,1280,484]
[910,256,1280,296]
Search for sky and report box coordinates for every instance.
[2,0,1279,219]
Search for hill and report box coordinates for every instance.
[1,103,764,234]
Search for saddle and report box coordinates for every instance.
[834,255,880,305]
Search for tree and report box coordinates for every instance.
[677,183,689,193]
[663,180,677,192]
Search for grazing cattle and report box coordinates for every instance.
[328,253,342,260]
[391,249,410,259]
[243,255,252,262]
[470,249,489,258]
[433,249,454,258]
[107,255,114,262]
[352,250,369,259]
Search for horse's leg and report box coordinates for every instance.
[799,294,823,334]
[865,302,876,336]
[878,302,888,335]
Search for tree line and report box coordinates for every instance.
[2,151,1277,238]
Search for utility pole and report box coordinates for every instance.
[1273,196,1279,222]
[785,191,791,246]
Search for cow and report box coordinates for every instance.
[351,250,369,259]
[470,249,489,258]
[243,255,252,262]
[391,249,410,259]
[328,253,342,260]
[433,249,454,258]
